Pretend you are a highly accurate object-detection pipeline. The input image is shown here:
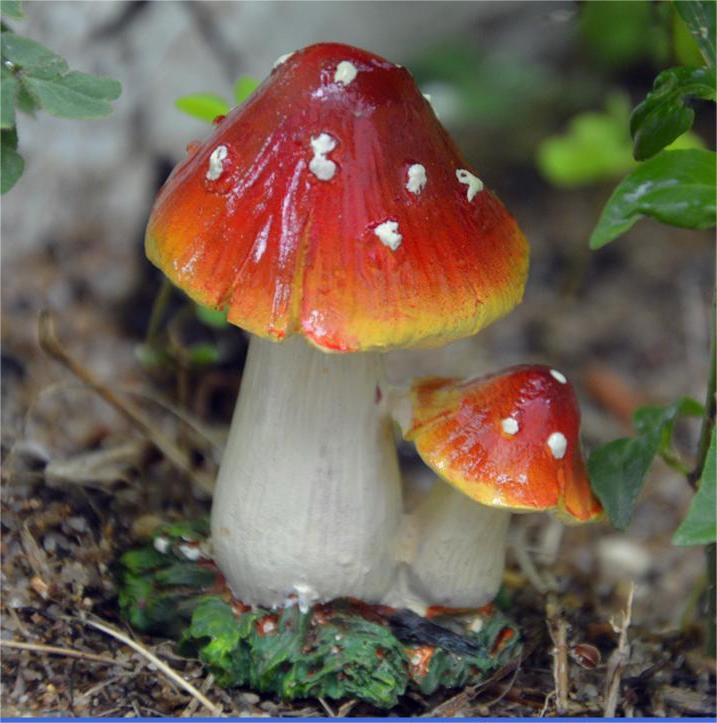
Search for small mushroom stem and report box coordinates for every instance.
[385,480,511,610]
[211,335,402,608]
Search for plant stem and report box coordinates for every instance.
[691,291,716,656]
[674,0,717,658]
[707,543,716,658]
[145,277,173,344]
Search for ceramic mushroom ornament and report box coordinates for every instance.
[145,43,529,609]
[388,365,603,610]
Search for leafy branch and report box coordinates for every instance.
[0,1,122,193]
[587,1,716,547]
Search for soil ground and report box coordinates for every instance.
[1,155,715,717]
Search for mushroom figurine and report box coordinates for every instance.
[145,43,528,609]
[387,365,603,610]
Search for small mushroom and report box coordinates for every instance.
[145,43,528,608]
[387,365,602,610]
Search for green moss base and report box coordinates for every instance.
[118,519,521,709]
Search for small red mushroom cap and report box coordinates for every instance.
[404,365,603,522]
[145,43,528,352]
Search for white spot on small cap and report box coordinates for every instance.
[309,133,337,181]
[206,145,228,181]
[406,164,427,195]
[456,169,484,201]
[334,60,358,86]
[422,92,432,103]
[547,432,568,459]
[273,52,294,68]
[501,417,519,435]
[374,220,402,251]
[550,369,567,384]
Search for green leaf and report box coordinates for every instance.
[23,70,121,119]
[631,66,716,160]
[590,149,716,249]
[676,0,716,68]
[0,1,23,19]
[175,93,229,123]
[1,32,68,75]
[580,1,670,69]
[588,397,703,530]
[195,303,228,329]
[14,76,37,114]
[155,563,216,588]
[674,7,708,67]
[233,76,258,104]
[158,517,210,541]
[1,126,23,193]
[188,342,220,366]
[674,427,717,545]
[120,546,169,574]
[1,72,16,128]
[536,94,635,188]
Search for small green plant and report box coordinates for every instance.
[137,76,260,370]
[536,92,704,188]
[582,0,715,650]
[0,0,122,193]
[175,75,258,123]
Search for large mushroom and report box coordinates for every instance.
[145,43,528,609]
[388,365,603,610]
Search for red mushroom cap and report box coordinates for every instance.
[404,365,603,522]
[146,43,528,352]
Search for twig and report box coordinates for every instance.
[512,522,557,594]
[603,582,635,717]
[37,310,213,494]
[180,673,215,717]
[318,697,336,717]
[1,639,132,668]
[77,617,222,716]
[546,594,569,715]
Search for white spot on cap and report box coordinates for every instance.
[550,369,567,384]
[153,536,170,554]
[501,417,519,435]
[273,52,294,68]
[206,145,228,181]
[406,164,427,195]
[309,133,337,181]
[547,432,568,459]
[262,620,276,633]
[374,220,402,251]
[456,169,484,201]
[334,60,358,86]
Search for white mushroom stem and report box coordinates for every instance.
[211,335,402,608]
[384,481,511,610]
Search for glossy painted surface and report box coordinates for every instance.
[146,43,528,352]
[405,366,603,521]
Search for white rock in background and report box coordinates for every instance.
[597,536,653,581]
[2,0,571,280]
